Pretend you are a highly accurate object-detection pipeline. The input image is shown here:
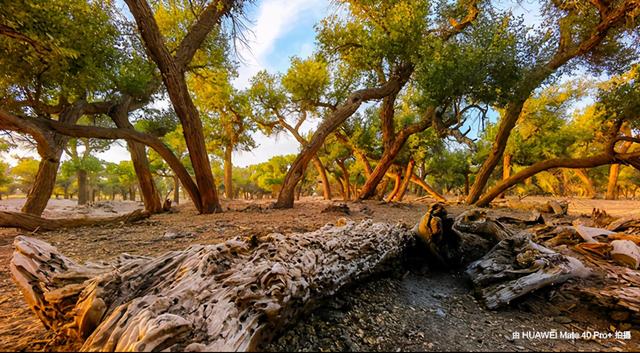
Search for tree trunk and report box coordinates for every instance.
[475,153,617,207]
[336,160,350,201]
[409,174,447,202]
[22,102,85,215]
[274,67,412,209]
[130,186,136,202]
[224,145,233,200]
[464,173,470,196]
[109,97,164,213]
[606,151,633,200]
[466,100,525,204]
[385,172,402,202]
[125,0,222,214]
[10,220,413,351]
[1,209,150,231]
[499,153,512,199]
[394,160,415,202]
[77,169,88,206]
[376,177,390,201]
[574,169,596,198]
[174,175,180,205]
[311,157,331,200]
[19,113,203,212]
[358,111,432,201]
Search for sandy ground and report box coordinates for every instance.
[0,196,638,351]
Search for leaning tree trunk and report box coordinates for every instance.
[312,156,332,200]
[466,100,525,204]
[574,169,597,198]
[274,69,411,209]
[394,160,415,202]
[77,169,89,206]
[22,102,85,215]
[385,171,402,202]
[11,220,414,351]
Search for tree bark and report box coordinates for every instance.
[10,220,413,351]
[125,0,227,214]
[224,145,233,199]
[394,160,415,202]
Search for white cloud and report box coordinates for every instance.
[233,0,326,88]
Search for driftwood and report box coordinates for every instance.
[10,220,414,351]
[0,209,150,231]
[466,235,589,309]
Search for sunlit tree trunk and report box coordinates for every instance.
[311,157,331,200]
[336,159,350,201]
[606,125,633,200]
[385,171,402,202]
[574,169,596,198]
[22,102,85,215]
[394,160,415,202]
[499,153,512,199]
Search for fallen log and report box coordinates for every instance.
[0,209,150,231]
[466,235,590,309]
[10,220,415,351]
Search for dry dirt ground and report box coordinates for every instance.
[0,196,638,351]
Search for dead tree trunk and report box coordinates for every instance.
[0,209,150,231]
[11,220,414,351]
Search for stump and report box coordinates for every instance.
[466,235,589,309]
[10,220,414,351]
